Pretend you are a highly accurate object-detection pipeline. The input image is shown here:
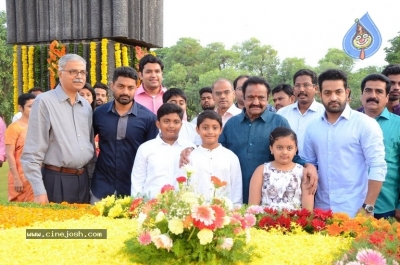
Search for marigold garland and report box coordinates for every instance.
[47,40,66,89]
[90,41,97,86]
[28,46,35,89]
[21,45,28,93]
[122,46,129,66]
[13,45,19,113]
[101,38,108,85]
[115,42,122,68]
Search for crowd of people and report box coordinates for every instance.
[0,53,399,221]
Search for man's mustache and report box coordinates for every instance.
[366,98,379,104]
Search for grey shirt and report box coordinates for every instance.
[21,85,95,196]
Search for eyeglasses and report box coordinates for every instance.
[61,69,88,76]
[214,90,232,97]
[235,86,243,91]
[294,83,314,89]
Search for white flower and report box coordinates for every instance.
[221,196,233,210]
[183,165,195,177]
[220,237,233,250]
[181,191,199,205]
[246,229,251,244]
[137,213,147,230]
[168,217,184,235]
[155,211,165,223]
[149,228,161,239]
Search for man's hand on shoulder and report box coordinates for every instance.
[179,147,194,167]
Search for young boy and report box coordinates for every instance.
[131,103,196,198]
[187,110,243,204]
[163,88,201,145]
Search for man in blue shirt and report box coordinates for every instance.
[91,66,159,203]
[303,69,387,217]
[359,73,400,220]
[220,76,318,204]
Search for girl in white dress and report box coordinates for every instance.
[248,127,314,210]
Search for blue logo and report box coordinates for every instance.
[342,12,382,60]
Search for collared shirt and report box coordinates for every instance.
[21,85,95,196]
[303,105,387,217]
[362,108,400,214]
[216,104,242,126]
[134,84,167,115]
[277,100,325,157]
[179,121,202,145]
[131,135,195,198]
[219,109,306,204]
[188,144,243,205]
[358,103,400,116]
[0,117,6,162]
[92,101,159,199]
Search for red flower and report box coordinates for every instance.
[160,184,175,194]
[176,176,186,183]
[297,208,311,217]
[313,208,333,220]
[211,205,225,229]
[263,207,278,215]
[211,176,227,189]
[258,216,277,230]
[368,231,386,246]
[129,198,143,213]
[296,216,309,228]
[311,219,326,231]
[276,215,291,230]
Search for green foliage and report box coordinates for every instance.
[317,48,355,73]
[384,32,400,64]
[278,57,310,84]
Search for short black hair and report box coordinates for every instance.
[18,93,36,108]
[157,102,184,121]
[93,82,109,96]
[293,69,318,85]
[28,87,44,93]
[138,54,164,73]
[196,110,222,128]
[81,83,97,111]
[199,87,212,96]
[361,73,391,95]
[381,64,400,77]
[269,127,298,147]
[113,66,139,83]
[242,76,271,96]
[162,88,187,103]
[272,83,293,97]
[233,75,250,90]
[318,69,348,92]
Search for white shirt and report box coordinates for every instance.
[179,120,202,145]
[12,112,22,122]
[131,135,195,198]
[277,100,325,157]
[188,144,243,204]
[217,104,242,126]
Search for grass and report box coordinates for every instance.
[0,161,8,202]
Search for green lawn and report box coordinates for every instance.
[0,161,8,202]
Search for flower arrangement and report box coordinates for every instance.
[123,176,256,265]
[90,41,97,86]
[13,45,19,113]
[21,45,28,92]
[251,206,333,234]
[94,195,133,218]
[335,248,398,265]
[47,40,66,89]
[28,46,35,89]
[101,38,108,85]
[122,46,129,66]
[115,42,122,68]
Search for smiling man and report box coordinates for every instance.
[134,54,167,115]
[91,66,159,203]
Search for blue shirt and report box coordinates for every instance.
[92,101,159,199]
[303,105,387,217]
[362,108,400,214]
[219,109,306,204]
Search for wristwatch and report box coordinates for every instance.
[362,203,374,213]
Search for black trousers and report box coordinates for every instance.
[42,167,90,203]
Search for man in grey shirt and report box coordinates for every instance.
[21,54,95,204]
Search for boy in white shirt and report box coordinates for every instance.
[131,103,195,198]
[187,110,243,204]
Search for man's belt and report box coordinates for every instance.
[43,164,85,175]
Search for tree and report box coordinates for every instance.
[0,11,14,124]
[317,48,355,73]
[278,57,310,84]
[384,32,400,64]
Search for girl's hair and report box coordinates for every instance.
[269,127,298,146]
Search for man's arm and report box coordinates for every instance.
[21,98,51,202]
[131,145,148,197]
[298,127,319,195]
[0,117,6,166]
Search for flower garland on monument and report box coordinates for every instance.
[28,46,35,89]
[115,42,122,68]
[90,41,97,86]
[101,38,108,85]
[12,45,19,113]
[21,45,28,93]
[47,40,66,89]
[122,46,129,66]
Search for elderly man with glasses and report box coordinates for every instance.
[212,78,242,126]
[21,54,96,204]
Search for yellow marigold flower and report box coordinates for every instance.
[115,196,132,206]
[108,204,123,218]
[197,229,213,245]
[102,195,116,207]
[168,217,184,235]
[95,203,105,216]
